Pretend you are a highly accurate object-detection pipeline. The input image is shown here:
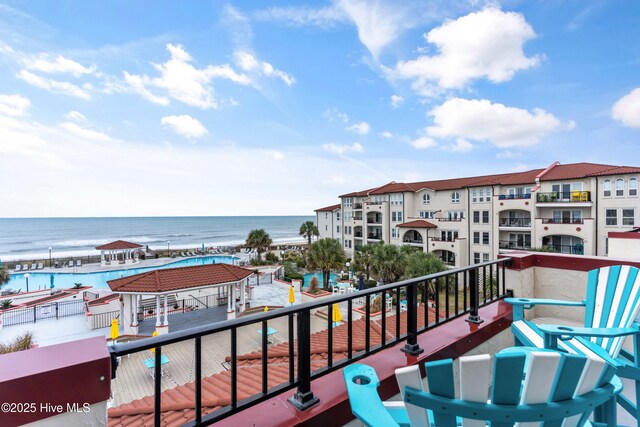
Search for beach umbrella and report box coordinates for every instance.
[110,318,119,344]
[288,285,295,305]
[358,276,365,291]
[332,303,342,323]
[202,243,205,253]
[49,274,54,289]
[150,330,159,353]
[264,306,269,312]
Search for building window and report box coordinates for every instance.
[337,225,340,233]
[336,212,340,220]
[616,179,624,197]
[472,190,478,203]
[606,209,617,226]
[623,209,635,226]
[422,193,430,204]
[344,211,352,221]
[486,188,492,200]
[473,211,480,224]
[391,212,403,222]
[473,252,481,264]
[325,213,328,218]
[630,178,638,196]
[419,211,434,219]
[325,225,327,231]
[447,210,465,220]
[603,179,612,197]
[482,232,490,245]
[391,228,400,238]
[482,253,490,262]
[344,198,352,207]
[473,232,480,244]
[451,192,460,203]
[390,194,403,205]
[482,211,490,224]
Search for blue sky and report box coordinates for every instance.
[1,0,639,217]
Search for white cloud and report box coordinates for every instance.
[390,95,404,108]
[612,88,640,128]
[496,150,521,159]
[408,136,437,149]
[0,94,30,117]
[233,51,295,86]
[124,43,251,109]
[254,5,346,28]
[443,138,473,153]
[59,122,110,141]
[161,115,209,139]
[380,130,394,139]
[322,142,364,154]
[17,70,91,99]
[324,107,350,123]
[65,111,87,122]
[24,54,96,77]
[426,98,563,148]
[391,7,541,95]
[346,121,371,135]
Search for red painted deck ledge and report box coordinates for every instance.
[216,300,512,427]
[0,336,111,426]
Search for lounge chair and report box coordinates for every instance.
[506,265,640,423]
[23,264,30,271]
[31,263,37,270]
[344,347,621,427]
[68,260,75,268]
[76,259,82,267]
[14,264,21,272]
[37,262,43,270]
[54,261,60,268]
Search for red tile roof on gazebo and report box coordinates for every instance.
[107,263,254,293]
[397,219,437,228]
[95,240,143,250]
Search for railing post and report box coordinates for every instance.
[401,281,424,356]
[288,310,319,410]
[466,267,484,324]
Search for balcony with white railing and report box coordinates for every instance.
[4,253,640,427]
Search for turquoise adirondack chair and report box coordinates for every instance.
[343,347,621,427]
[506,265,640,423]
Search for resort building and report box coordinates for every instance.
[317,161,640,267]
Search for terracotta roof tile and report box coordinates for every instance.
[107,264,254,293]
[397,220,437,228]
[96,240,144,250]
[314,204,341,212]
[107,305,444,426]
[88,293,119,306]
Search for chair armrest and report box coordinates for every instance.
[504,298,585,321]
[537,324,639,339]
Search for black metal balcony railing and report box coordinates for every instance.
[367,218,382,224]
[354,232,363,237]
[402,239,424,244]
[353,203,363,210]
[497,193,531,200]
[498,218,532,227]
[544,243,584,255]
[109,260,512,427]
[367,233,383,240]
[536,191,591,203]
[438,217,463,222]
[540,218,585,225]
[499,240,532,250]
[430,237,456,242]
[353,216,363,221]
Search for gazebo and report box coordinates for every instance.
[107,263,254,335]
[95,240,143,266]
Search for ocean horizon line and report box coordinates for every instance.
[0,214,315,220]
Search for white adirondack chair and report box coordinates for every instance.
[343,347,621,427]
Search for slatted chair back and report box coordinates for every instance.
[583,265,640,358]
[343,348,620,427]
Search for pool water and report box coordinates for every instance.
[6,256,239,292]
[303,272,339,288]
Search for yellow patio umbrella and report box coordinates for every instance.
[110,318,119,343]
[264,306,269,312]
[332,303,342,323]
[150,330,159,354]
[288,285,295,305]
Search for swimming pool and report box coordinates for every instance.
[303,272,339,288]
[6,256,239,292]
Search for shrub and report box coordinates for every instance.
[0,299,11,309]
[366,279,378,288]
[265,252,279,263]
[309,276,321,295]
[370,295,383,313]
[0,331,34,354]
[73,283,83,289]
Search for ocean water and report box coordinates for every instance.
[0,216,313,260]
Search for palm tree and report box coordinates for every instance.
[371,244,407,284]
[245,229,273,262]
[405,251,447,291]
[305,238,346,289]
[299,221,320,245]
[353,244,376,282]
[0,265,9,290]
